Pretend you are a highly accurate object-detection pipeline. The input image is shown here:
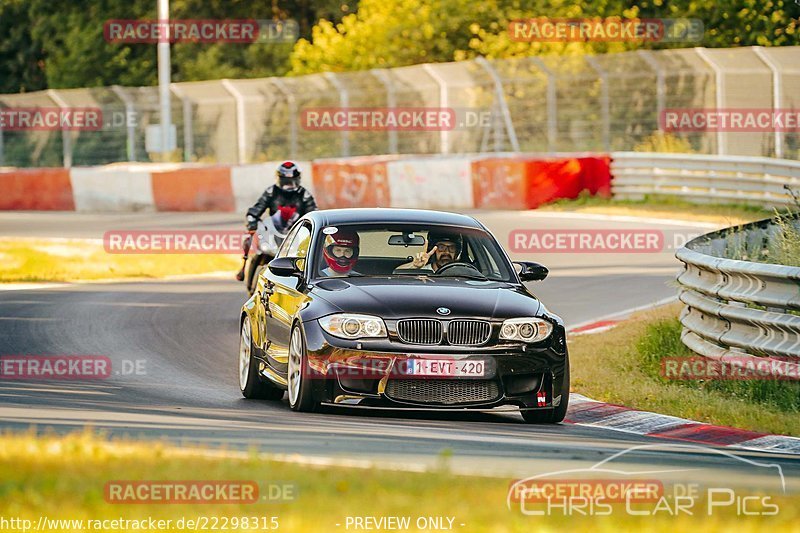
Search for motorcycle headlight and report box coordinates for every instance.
[259,236,278,255]
[499,317,552,343]
[319,314,387,340]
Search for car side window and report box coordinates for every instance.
[479,242,501,276]
[277,223,304,259]
[284,223,312,259]
[463,240,476,264]
[464,237,501,278]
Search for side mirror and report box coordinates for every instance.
[514,261,548,282]
[268,256,303,277]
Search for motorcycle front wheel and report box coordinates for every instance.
[244,253,270,295]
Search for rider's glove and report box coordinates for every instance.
[246,214,258,231]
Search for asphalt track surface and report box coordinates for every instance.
[0,210,798,493]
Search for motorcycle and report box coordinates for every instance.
[242,212,291,296]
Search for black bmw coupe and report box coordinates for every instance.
[238,208,569,423]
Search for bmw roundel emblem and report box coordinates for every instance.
[436,307,451,316]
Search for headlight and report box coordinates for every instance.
[319,314,387,340]
[499,317,552,342]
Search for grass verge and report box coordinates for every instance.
[0,239,240,282]
[570,303,800,436]
[541,194,772,226]
[0,430,797,532]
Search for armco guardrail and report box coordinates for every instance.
[612,152,800,207]
[676,216,800,376]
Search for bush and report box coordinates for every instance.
[637,317,800,414]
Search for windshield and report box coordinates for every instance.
[313,224,515,282]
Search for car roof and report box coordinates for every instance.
[306,208,484,229]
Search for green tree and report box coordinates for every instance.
[290,0,798,75]
[27,0,158,88]
[1,0,796,91]
[1,0,355,91]
[0,0,46,92]
[626,0,798,48]
[290,0,503,73]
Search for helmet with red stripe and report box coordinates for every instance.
[276,161,301,191]
[323,231,360,273]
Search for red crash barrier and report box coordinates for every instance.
[312,158,392,209]
[471,155,611,209]
[151,166,235,211]
[0,168,75,210]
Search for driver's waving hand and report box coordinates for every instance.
[399,231,462,272]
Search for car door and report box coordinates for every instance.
[262,221,312,368]
[255,221,303,363]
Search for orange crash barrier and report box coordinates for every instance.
[151,167,235,212]
[471,155,612,209]
[311,159,391,209]
[0,168,75,210]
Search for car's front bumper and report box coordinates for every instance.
[300,320,569,411]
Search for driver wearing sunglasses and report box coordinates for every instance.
[398,231,463,272]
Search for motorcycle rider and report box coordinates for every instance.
[236,161,318,281]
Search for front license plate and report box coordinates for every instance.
[404,359,486,377]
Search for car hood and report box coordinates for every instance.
[306,276,541,321]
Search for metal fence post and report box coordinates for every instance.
[47,89,73,168]
[371,69,398,154]
[753,46,784,159]
[586,57,611,152]
[170,84,194,162]
[421,64,450,155]
[111,85,137,162]
[324,72,350,157]
[221,79,247,164]
[637,50,666,121]
[530,57,557,153]
[157,0,172,155]
[271,79,297,160]
[475,57,520,153]
[695,47,726,155]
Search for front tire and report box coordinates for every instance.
[521,359,570,424]
[239,316,284,400]
[287,325,318,412]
